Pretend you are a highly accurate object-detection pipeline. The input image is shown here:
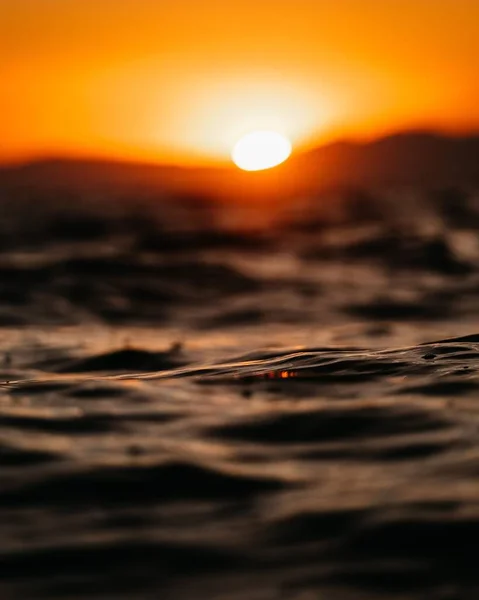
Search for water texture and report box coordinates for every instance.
[1,187,479,599]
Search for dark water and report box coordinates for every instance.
[2,187,479,599]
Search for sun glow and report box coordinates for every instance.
[3,1,479,164]
[232,131,292,171]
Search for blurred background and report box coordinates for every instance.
[1,2,478,338]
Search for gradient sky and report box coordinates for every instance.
[1,0,478,164]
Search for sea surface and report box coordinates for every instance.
[1,186,479,599]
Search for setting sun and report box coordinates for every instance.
[1,0,479,165]
[232,131,292,171]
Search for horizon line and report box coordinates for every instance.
[2,126,479,171]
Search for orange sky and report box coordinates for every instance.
[1,0,478,165]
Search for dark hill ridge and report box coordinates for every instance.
[1,131,479,199]
[295,132,479,188]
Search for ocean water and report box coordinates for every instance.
[1,187,479,599]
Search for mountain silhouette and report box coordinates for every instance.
[293,131,479,189]
[1,131,478,200]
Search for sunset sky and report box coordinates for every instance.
[1,0,478,165]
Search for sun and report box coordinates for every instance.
[232,131,292,171]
